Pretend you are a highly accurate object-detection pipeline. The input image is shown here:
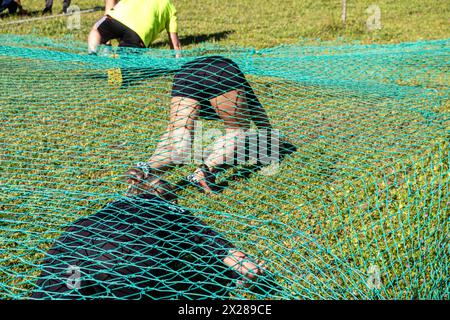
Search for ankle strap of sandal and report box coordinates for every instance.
[135,162,153,179]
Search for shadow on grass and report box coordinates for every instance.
[153,30,235,48]
[81,30,234,86]
[173,139,298,195]
[215,139,298,192]
[82,66,179,87]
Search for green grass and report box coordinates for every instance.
[0,0,449,300]
[1,0,449,48]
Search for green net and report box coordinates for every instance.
[0,35,449,300]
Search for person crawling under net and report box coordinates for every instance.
[126,55,277,194]
[31,179,265,299]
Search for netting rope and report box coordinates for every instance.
[0,35,448,299]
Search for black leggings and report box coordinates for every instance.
[31,194,237,299]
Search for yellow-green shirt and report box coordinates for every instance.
[108,0,178,47]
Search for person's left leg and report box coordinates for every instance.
[42,0,53,14]
[62,0,71,13]
[118,26,145,49]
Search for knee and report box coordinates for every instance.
[88,27,100,38]
[87,29,102,54]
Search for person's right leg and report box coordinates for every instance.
[87,16,109,54]
[43,0,53,12]
[149,97,200,171]
[125,97,200,192]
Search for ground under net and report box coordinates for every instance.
[0,35,449,299]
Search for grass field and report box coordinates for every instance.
[1,0,449,48]
[0,0,449,299]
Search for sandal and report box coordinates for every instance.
[124,162,161,196]
[186,165,216,194]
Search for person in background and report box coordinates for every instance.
[88,0,181,57]
[42,0,112,15]
[42,0,71,14]
[0,0,26,15]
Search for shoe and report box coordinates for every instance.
[187,165,216,194]
[42,7,52,15]
[125,162,160,181]
[124,162,160,196]
[124,164,177,200]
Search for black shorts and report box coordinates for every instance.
[95,15,145,48]
[172,56,253,119]
[171,56,249,102]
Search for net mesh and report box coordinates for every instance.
[0,35,449,299]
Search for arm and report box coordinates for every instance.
[168,32,182,58]
[166,2,181,57]
[188,218,265,284]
